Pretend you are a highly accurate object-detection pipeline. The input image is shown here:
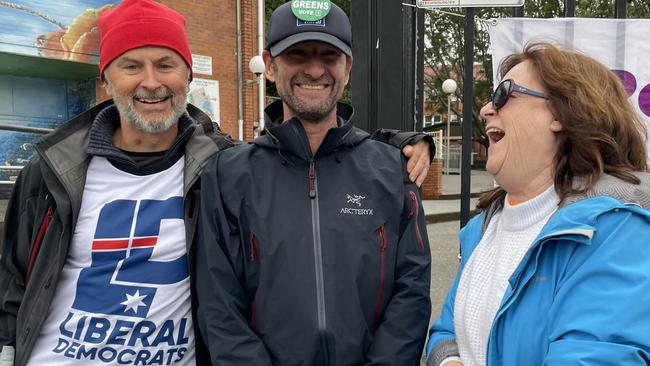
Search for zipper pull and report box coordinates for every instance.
[308,161,316,199]
[379,225,388,252]
[407,191,417,219]
[249,234,258,262]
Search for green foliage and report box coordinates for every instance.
[424,0,650,149]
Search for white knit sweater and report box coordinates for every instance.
[453,185,560,366]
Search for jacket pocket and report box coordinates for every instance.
[407,190,425,252]
[371,224,388,329]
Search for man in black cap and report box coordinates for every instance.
[195,1,431,365]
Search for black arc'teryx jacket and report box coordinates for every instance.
[196,101,432,366]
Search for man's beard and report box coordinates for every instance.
[280,75,340,123]
[107,82,188,134]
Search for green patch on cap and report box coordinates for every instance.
[291,0,331,22]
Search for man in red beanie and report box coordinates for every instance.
[0,1,230,365]
[0,0,432,365]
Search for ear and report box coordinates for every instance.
[344,55,353,85]
[262,50,275,82]
[102,79,113,97]
[550,119,563,132]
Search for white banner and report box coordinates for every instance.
[488,18,650,162]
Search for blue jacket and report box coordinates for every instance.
[427,175,650,365]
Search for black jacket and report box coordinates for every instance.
[196,101,432,366]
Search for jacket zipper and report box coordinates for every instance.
[408,191,425,252]
[249,234,260,332]
[249,233,260,262]
[26,204,54,283]
[308,161,317,198]
[308,160,330,365]
[371,225,388,328]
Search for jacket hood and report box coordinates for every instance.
[562,172,650,210]
[481,171,650,235]
[254,99,369,161]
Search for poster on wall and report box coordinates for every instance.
[188,78,220,125]
[0,0,120,63]
[488,18,650,164]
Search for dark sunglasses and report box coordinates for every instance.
[491,79,549,110]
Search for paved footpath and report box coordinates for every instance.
[419,220,462,364]
[423,169,495,223]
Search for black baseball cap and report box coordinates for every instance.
[266,1,352,57]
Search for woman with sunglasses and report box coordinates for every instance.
[426,41,650,366]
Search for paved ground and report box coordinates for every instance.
[427,220,461,320]
[422,170,495,223]
[420,220,461,363]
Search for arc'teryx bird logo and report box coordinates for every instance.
[341,193,374,216]
[346,194,366,207]
[72,197,188,318]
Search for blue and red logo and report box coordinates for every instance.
[72,197,188,318]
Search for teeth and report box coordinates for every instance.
[136,97,167,104]
[299,84,325,90]
[486,127,504,134]
[486,127,505,143]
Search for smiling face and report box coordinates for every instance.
[481,60,563,198]
[263,41,352,123]
[103,46,189,134]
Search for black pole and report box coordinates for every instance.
[415,5,425,132]
[615,0,627,18]
[564,0,575,17]
[460,7,474,228]
[513,5,524,17]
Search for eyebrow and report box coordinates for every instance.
[116,56,178,64]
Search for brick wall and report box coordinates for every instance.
[96,0,262,141]
[421,159,443,200]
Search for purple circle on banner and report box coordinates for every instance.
[612,69,637,96]
[639,84,650,117]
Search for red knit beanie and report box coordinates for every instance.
[98,0,193,81]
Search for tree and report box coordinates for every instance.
[423,0,650,150]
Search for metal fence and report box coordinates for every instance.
[0,123,52,190]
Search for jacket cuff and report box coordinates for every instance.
[402,133,435,164]
[369,129,436,163]
[427,338,459,366]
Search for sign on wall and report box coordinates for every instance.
[489,17,650,163]
[188,78,220,125]
[191,54,213,76]
[417,0,523,8]
[0,1,119,63]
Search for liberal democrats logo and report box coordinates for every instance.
[72,197,188,318]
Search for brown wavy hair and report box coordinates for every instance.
[478,41,648,210]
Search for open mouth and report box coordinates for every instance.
[486,127,505,143]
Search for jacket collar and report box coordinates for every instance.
[35,100,227,223]
[255,99,368,160]
[86,103,196,169]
